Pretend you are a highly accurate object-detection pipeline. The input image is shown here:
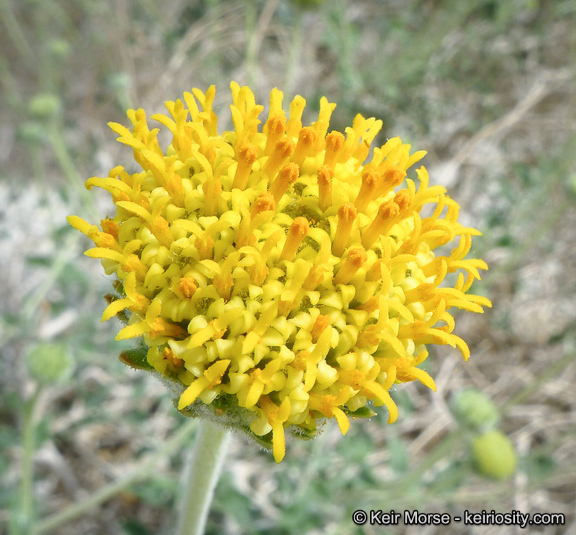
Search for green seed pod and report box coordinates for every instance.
[471,429,517,480]
[25,343,74,385]
[450,388,500,432]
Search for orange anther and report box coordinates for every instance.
[250,192,276,218]
[393,189,414,212]
[179,277,198,299]
[376,166,406,197]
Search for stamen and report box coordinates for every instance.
[123,254,148,279]
[334,248,367,285]
[179,277,197,299]
[394,188,414,212]
[376,166,405,197]
[317,165,333,212]
[292,127,317,167]
[323,131,345,168]
[286,95,306,137]
[213,255,237,300]
[365,259,383,282]
[361,200,399,250]
[250,192,276,218]
[151,215,173,248]
[302,265,326,290]
[358,295,379,312]
[310,315,330,343]
[332,203,357,257]
[101,218,119,240]
[248,229,282,285]
[269,163,299,203]
[279,217,309,262]
[237,192,276,247]
[149,317,187,339]
[163,347,184,369]
[232,143,258,190]
[263,116,287,156]
[355,169,380,212]
[262,138,295,181]
[203,177,222,216]
[248,254,268,286]
[356,326,380,348]
[197,233,214,260]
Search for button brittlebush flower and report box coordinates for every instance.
[68,82,491,462]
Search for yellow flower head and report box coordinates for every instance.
[68,83,491,462]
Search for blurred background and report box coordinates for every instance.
[1,0,575,534]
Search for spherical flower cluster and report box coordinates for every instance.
[68,83,491,462]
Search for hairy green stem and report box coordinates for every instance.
[176,420,230,535]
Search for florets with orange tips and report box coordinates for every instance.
[68,83,491,462]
